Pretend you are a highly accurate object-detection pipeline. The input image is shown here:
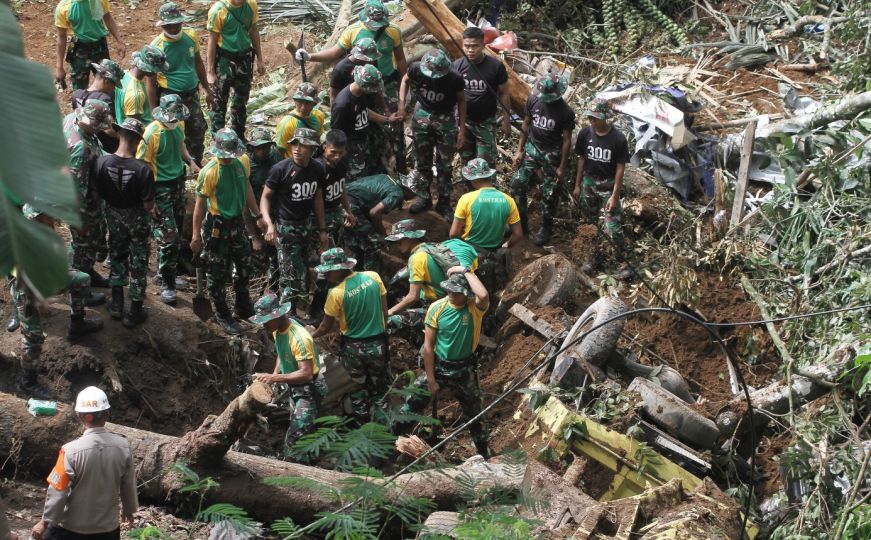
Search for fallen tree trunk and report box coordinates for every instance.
[0,391,522,524]
[757,90,871,138]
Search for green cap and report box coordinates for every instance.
[76,98,113,131]
[247,126,274,147]
[314,248,357,273]
[153,93,189,123]
[420,49,451,79]
[460,158,496,182]
[440,273,473,296]
[353,64,383,94]
[249,293,294,324]
[90,59,123,87]
[132,44,169,74]
[384,219,426,242]
[209,128,246,158]
[156,2,192,26]
[112,117,146,138]
[349,38,382,63]
[584,101,611,120]
[289,127,320,147]
[292,82,319,103]
[534,72,568,103]
[359,0,388,30]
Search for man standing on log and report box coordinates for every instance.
[309,248,390,425]
[32,386,137,540]
[453,26,511,167]
[274,83,327,159]
[399,269,490,458]
[510,72,575,246]
[251,293,327,458]
[54,0,125,90]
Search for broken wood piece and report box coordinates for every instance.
[508,303,564,340]
[695,114,782,132]
[395,435,437,461]
[780,63,828,72]
[767,15,848,40]
[730,120,757,227]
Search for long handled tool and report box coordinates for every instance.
[192,266,213,321]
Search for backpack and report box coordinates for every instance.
[419,243,460,274]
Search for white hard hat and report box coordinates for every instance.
[74,386,111,413]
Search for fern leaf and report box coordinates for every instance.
[329,423,396,471]
[271,518,304,539]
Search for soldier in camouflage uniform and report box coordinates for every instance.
[63,99,111,289]
[71,58,123,154]
[400,49,466,220]
[398,270,490,458]
[511,72,576,246]
[309,248,390,425]
[192,129,264,335]
[247,127,282,292]
[251,293,327,458]
[274,83,327,159]
[54,0,125,90]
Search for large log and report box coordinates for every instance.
[405,0,531,116]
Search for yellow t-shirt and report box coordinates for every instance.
[324,271,387,338]
[274,109,327,156]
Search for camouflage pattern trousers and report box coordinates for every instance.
[344,208,382,274]
[250,241,279,294]
[369,79,405,175]
[66,37,109,91]
[11,270,91,369]
[153,176,187,283]
[387,306,427,347]
[340,334,392,424]
[284,374,328,457]
[510,141,563,225]
[199,215,252,302]
[210,51,253,139]
[411,107,457,202]
[581,175,624,250]
[106,206,151,302]
[461,116,498,167]
[276,219,311,307]
[69,197,103,274]
[345,132,381,181]
[400,357,488,447]
[160,87,207,165]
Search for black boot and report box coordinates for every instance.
[108,287,124,320]
[533,220,553,247]
[307,281,329,326]
[214,300,243,335]
[408,197,433,214]
[85,291,107,307]
[234,286,255,320]
[159,282,177,305]
[123,300,146,329]
[67,314,103,341]
[19,368,53,399]
[474,440,490,460]
[519,212,529,236]
[88,270,110,288]
[434,198,453,221]
[6,307,19,332]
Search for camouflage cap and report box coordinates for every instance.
[90,59,123,87]
[359,0,388,30]
[249,293,294,325]
[76,98,113,131]
[156,2,192,26]
[349,37,382,63]
[440,273,473,297]
[292,82,319,103]
[460,158,496,182]
[153,93,189,123]
[353,64,383,94]
[534,72,568,103]
[288,127,320,147]
[399,169,423,193]
[314,248,357,273]
[584,101,611,120]
[209,128,246,158]
[132,44,169,74]
[420,49,451,79]
[384,219,426,242]
[247,126,275,147]
[112,117,146,138]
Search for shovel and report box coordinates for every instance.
[192,266,213,321]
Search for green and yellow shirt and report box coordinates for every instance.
[137,121,187,181]
[196,155,251,218]
[274,108,327,157]
[206,0,258,53]
[115,71,151,123]
[425,297,487,361]
[151,29,201,93]
[54,0,109,43]
[453,187,520,250]
[337,21,402,79]
[324,271,386,338]
[408,240,479,301]
[274,320,320,376]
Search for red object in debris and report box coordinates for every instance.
[483,26,500,44]
[489,31,518,51]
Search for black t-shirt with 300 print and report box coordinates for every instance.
[265,157,326,222]
[575,125,630,180]
[407,61,465,114]
[452,55,508,122]
[317,157,347,210]
[331,86,371,141]
[525,95,576,150]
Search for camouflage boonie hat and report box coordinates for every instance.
[247,126,274,147]
[90,59,123,87]
[153,93,189,123]
[314,248,357,273]
[420,49,451,79]
[584,101,611,120]
[359,0,388,30]
[353,64,383,94]
[112,117,146,138]
[249,293,294,325]
[534,72,568,103]
[288,127,320,147]
[440,273,473,296]
[210,128,246,158]
[76,98,113,131]
[349,37,382,63]
[399,169,423,193]
[384,219,426,242]
[292,82,319,103]
[156,2,192,26]
[132,44,169,74]
[460,158,496,182]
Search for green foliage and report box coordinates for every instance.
[169,461,256,539]
[845,341,871,396]
[632,441,662,480]
[126,526,170,539]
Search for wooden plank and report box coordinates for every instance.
[508,303,563,339]
[730,119,757,227]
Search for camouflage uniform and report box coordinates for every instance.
[153,179,187,282]
[106,206,151,302]
[372,79,404,174]
[160,87,207,165]
[67,39,111,91]
[276,220,311,306]
[341,335,392,423]
[200,215,252,305]
[285,375,328,454]
[510,141,562,225]
[581,175,624,248]
[461,116,498,167]
[247,129,281,291]
[387,306,426,346]
[344,210,381,273]
[210,53,253,137]
[412,108,457,202]
[345,134,382,181]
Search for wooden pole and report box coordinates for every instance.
[729,120,757,227]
